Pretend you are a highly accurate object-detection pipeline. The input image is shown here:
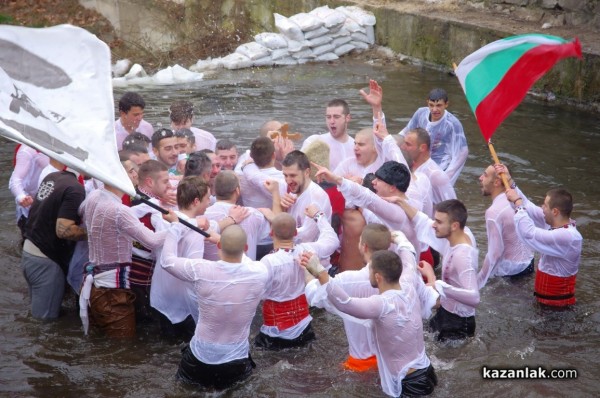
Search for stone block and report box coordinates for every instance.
[501,0,530,6]
[540,0,559,9]
[557,0,588,12]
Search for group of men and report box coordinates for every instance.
[10,81,582,397]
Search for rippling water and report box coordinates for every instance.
[1,58,599,397]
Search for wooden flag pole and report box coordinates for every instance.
[487,140,511,190]
[452,61,511,190]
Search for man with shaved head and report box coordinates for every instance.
[256,206,338,350]
[161,223,269,389]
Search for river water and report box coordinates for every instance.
[1,58,599,397]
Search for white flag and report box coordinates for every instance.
[0,24,135,196]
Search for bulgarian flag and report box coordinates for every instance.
[455,34,582,142]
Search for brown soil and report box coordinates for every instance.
[0,0,243,72]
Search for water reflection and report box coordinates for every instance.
[1,58,599,397]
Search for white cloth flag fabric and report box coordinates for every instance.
[0,24,135,196]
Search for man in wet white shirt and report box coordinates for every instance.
[398,88,468,186]
[301,99,355,171]
[392,198,479,341]
[255,208,337,350]
[303,248,437,397]
[161,224,269,389]
[500,164,582,307]
[115,92,155,149]
[477,164,534,288]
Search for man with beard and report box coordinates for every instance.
[400,127,456,210]
[392,198,479,341]
[279,150,332,244]
[151,128,180,176]
[477,164,534,288]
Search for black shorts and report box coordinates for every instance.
[509,258,535,279]
[254,322,316,350]
[176,345,255,390]
[429,306,475,341]
[401,364,438,397]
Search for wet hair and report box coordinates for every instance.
[200,148,214,155]
[151,128,175,149]
[410,127,431,150]
[271,213,297,241]
[118,92,145,113]
[214,171,239,200]
[177,175,209,210]
[361,223,392,252]
[119,150,134,162]
[259,120,282,137]
[282,150,310,171]
[138,159,167,183]
[184,151,212,178]
[427,88,448,103]
[169,100,195,124]
[175,128,196,145]
[122,133,150,154]
[250,136,275,167]
[220,225,247,257]
[327,98,350,115]
[216,138,237,152]
[546,188,573,217]
[371,250,402,284]
[435,199,468,229]
[362,173,377,193]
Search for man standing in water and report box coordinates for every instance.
[500,164,582,307]
[301,99,355,171]
[115,92,155,149]
[161,224,269,389]
[399,88,468,186]
[477,164,534,288]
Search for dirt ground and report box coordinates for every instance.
[1,0,598,71]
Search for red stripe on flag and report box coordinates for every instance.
[475,38,582,141]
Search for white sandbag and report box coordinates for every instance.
[351,32,370,43]
[342,17,363,33]
[190,57,223,72]
[349,40,369,50]
[236,42,271,61]
[125,63,147,79]
[312,43,335,56]
[307,35,332,48]
[252,56,275,67]
[304,26,329,40]
[270,48,290,61]
[331,26,351,38]
[315,52,339,62]
[274,13,304,42]
[290,48,315,60]
[332,35,352,47]
[171,64,204,82]
[254,32,288,50]
[112,59,131,77]
[274,57,298,66]
[365,25,375,45]
[310,6,346,30]
[337,6,376,26]
[285,37,311,52]
[334,43,356,56]
[289,12,324,32]
[221,53,253,70]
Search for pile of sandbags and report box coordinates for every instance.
[192,5,376,71]
[110,5,376,85]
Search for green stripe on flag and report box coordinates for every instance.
[500,33,568,43]
[464,42,538,111]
